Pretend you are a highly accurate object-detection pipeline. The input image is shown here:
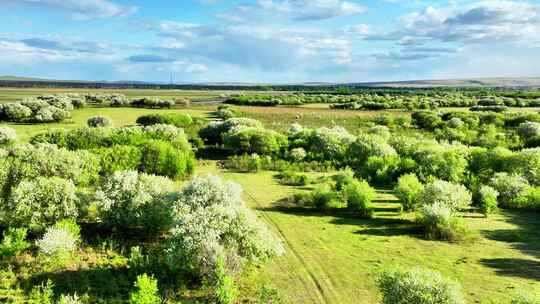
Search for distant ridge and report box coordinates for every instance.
[1,75,539,88]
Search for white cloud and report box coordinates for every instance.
[253,0,366,20]
[1,0,138,20]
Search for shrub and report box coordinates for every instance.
[95,171,175,235]
[288,147,307,161]
[478,185,499,216]
[139,140,195,179]
[93,145,142,176]
[490,173,530,208]
[87,116,113,128]
[394,173,424,211]
[37,226,77,257]
[418,202,466,241]
[524,187,540,210]
[28,279,54,304]
[378,268,464,304]
[312,183,339,210]
[223,127,287,155]
[136,113,193,128]
[0,228,30,258]
[518,121,540,139]
[0,126,16,145]
[214,255,238,304]
[129,274,161,304]
[277,171,309,186]
[343,180,374,217]
[333,168,356,191]
[199,118,263,145]
[166,175,284,279]
[2,103,32,121]
[222,154,267,173]
[419,180,471,211]
[6,177,78,232]
[53,219,81,243]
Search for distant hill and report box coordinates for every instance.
[1,75,539,89]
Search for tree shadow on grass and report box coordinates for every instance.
[22,265,133,302]
[482,210,540,259]
[480,258,540,281]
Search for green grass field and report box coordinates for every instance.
[2,89,540,303]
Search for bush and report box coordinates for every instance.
[129,274,161,304]
[136,113,193,128]
[166,175,284,279]
[93,145,142,176]
[478,185,499,216]
[0,228,30,258]
[394,173,424,211]
[2,103,32,121]
[5,177,78,232]
[214,255,238,304]
[87,116,113,128]
[223,127,287,155]
[222,154,269,173]
[343,180,374,217]
[490,173,530,208]
[418,202,466,241]
[95,171,175,235]
[28,279,54,304]
[518,121,540,139]
[420,180,471,211]
[0,126,16,145]
[312,183,339,210]
[53,219,81,243]
[276,171,309,186]
[37,226,77,257]
[58,294,83,304]
[288,147,307,161]
[512,292,540,304]
[139,140,195,179]
[378,268,464,304]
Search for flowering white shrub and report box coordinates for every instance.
[166,175,284,280]
[515,148,540,186]
[518,121,540,139]
[0,126,17,145]
[95,171,175,234]
[289,147,307,161]
[1,103,32,121]
[143,124,183,141]
[420,180,471,211]
[6,177,78,232]
[351,134,397,163]
[58,294,83,304]
[199,118,264,145]
[378,268,465,304]
[87,116,112,128]
[37,226,77,257]
[447,117,465,129]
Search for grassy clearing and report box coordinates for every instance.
[198,163,540,303]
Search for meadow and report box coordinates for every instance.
[0,88,539,304]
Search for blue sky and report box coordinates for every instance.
[0,0,539,83]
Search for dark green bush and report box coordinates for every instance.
[136,113,193,128]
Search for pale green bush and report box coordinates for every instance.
[58,294,83,304]
[6,177,78,232]
[478,185,499,216]
[166,175,284,279]
[344,180,374,217]
[490,172,530,208]
[378,268,464,304]
[95,171,175,235]
[420,180,471,211]
[418,202,465,241]
[37,226,77,257]
[0,126,16,145]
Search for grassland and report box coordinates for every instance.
[2,88,540,303]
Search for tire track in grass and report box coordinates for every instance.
[242,186,334,304]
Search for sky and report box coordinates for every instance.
[0,0,539,83]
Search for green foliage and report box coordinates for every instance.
[490,173,530,208]
[223,127,287,155]
[394,173,424,211]
[512,292,540,304]
[214,255,238,304]
[37,225,78,258]
[53,219,81,243]
[28,279,55,304]
[139,140,195,178]
[478,185,499,216]
[418,203,467,241]
[0,228,30,258]
[378,268,464,304]
[136,113,193,128]
[343,180,374,217]
[277,170,309,186]
[129,274,161,304]
[92,145,142,176]
[0,126,17,146]
[312,183,339,210]
[199,118,263,145]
